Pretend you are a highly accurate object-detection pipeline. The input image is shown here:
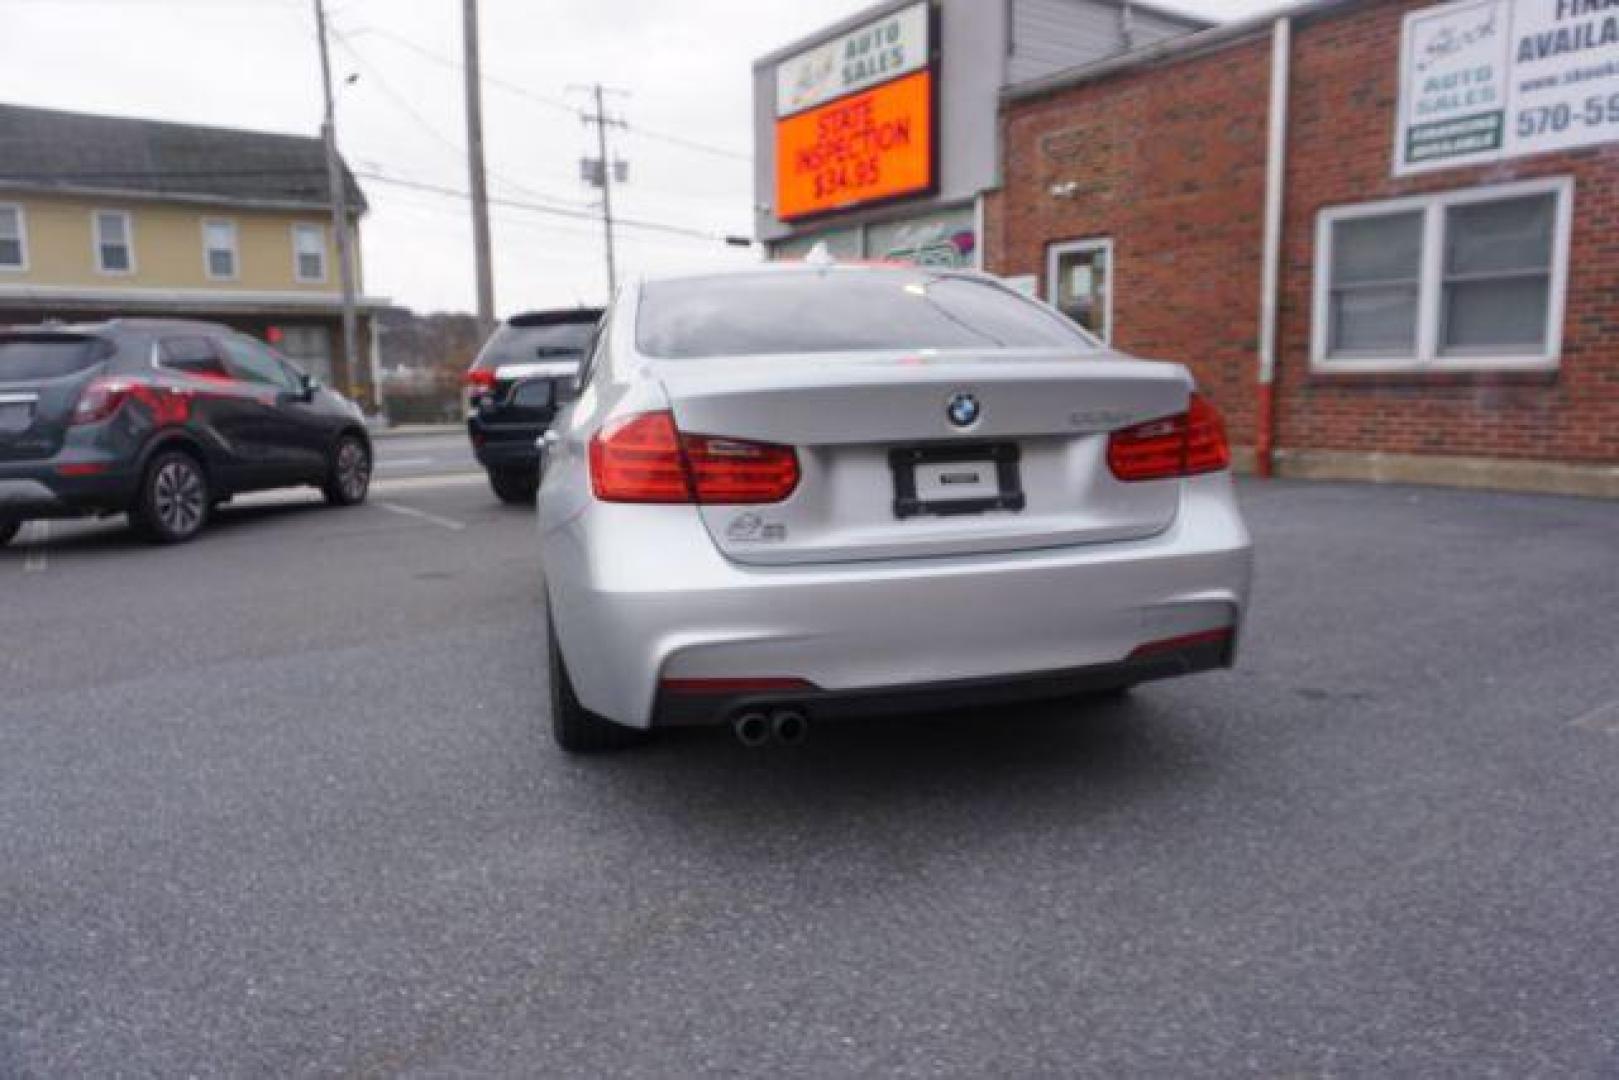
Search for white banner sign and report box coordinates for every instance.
[775,2,930,118]
[1396,0,1619,175]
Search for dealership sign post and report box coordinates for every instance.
[1396,0,1619,175]
[773,1,937,221]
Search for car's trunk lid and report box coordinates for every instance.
[0,333,112,461]
[653,348,1192,566]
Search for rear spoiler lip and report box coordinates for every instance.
[506,309,604,329]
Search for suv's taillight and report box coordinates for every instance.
[70,377,135,426]
[1107,393,1230,482]
[590,410,800,504]
[463,367,496,412]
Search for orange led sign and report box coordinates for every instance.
[774,68,934,222]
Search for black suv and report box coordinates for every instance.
[0,319,372,545]
[464,308,601,504]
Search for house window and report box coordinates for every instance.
[292,223,327,283]
[203,219,238,280]
[0,205,26,270]
[94,210,135,274]
[1047,238,1112,344]
[1313,177,1571,372]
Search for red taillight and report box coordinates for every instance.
[590,410,800,505]
[1107,393,1230,482]
[590,411,692,502]
[463,368,496,412]
[71,378,134,426]
[682,433,801,504]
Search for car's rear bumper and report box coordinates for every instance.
[653,628,1233,728]
[0,461,137,519]
[468,417,542,472]
[542,471,1253,728]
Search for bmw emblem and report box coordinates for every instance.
[946,392,981,429]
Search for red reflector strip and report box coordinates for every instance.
[659,677,819,696]
[55,462,111,477]
[1128,626,1234,660]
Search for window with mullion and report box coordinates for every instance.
[1439,194,1555,356]
[1314,178,1569,372]
[1327,210,1423,357]
[95,210,133,274]
[204,219,238,280]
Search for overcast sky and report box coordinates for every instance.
[0,0,1276,315]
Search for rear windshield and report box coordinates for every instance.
[475,321,596,367]
[636,271,1097,359]
[0,335,113,380]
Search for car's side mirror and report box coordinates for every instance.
[298,374,320,401]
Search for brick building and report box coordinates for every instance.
[988,0,1619,496]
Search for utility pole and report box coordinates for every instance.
[463,0,496,333]
[574,84,628,299]
[312,0,362,406]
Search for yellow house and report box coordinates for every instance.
[0,103,387,406]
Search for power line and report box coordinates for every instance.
[0,162,739,244]
[354,26,578,118]
[326,23,585,211]
[347,23,751,165]
[623,124,750,163]
[377,190,732,255]
[353,168,747,245]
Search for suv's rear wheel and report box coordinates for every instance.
[130,450,210,544]
[547,609,643,753]
[0,520,20,547]
[324,435,371,506]
[489,467,538,505]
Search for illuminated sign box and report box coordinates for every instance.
[774,67,935,222]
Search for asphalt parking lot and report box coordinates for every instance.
[2,438,1617,1076]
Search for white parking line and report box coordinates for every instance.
[372,472,484,494]
[375,501,467,532]
[23,521,49,573]
[1570,698,1619,735]
[376,457,435,469]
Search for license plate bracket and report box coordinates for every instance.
[889,442,1024,520]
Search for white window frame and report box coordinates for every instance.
[1311,176,1573,374]
[201,217,239,281]
[0,203,28,271]
[92,208,136,276]
[291,222,327,284]
[1046,237,1114,345]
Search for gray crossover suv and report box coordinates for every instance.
[0,318,372,545]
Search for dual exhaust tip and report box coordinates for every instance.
[733,708,808,748]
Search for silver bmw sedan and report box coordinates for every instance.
[538,262,1253,752]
